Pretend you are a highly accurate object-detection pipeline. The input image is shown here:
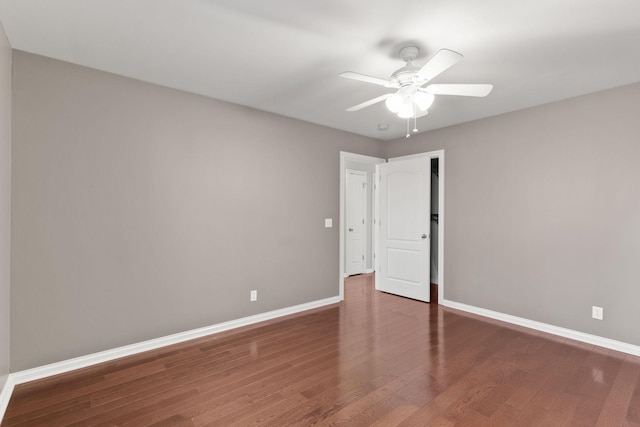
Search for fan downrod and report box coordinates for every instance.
[399,46,419,63]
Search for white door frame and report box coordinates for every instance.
[339,152,385,300]
[372,171,378,273]
[388,150,445,304]
[339,150,444,303]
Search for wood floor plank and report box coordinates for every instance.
[484,402,521,426]
[626,364,640,426]
[595,357,640,427]
[316,363,435,426]
[3,273,640,426]
[368,404,420,427]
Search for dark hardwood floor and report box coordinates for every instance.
[3,273,640,426]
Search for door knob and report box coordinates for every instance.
[349,228,354,232]
[421,234,428,239]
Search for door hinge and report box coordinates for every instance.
[362,183,366,189]
[362,254,365,260]
[362,219,365,224]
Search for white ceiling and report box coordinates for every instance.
[1,0,640,140]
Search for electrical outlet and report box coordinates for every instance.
[592,306,603,320]
[250,290,257,302]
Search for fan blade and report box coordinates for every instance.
[424,84,493,97]
[417,49,463,82]
[340,71,394,87]
[346,94,392,112]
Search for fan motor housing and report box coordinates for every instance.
[391,46,422,86]
[391,65,421,86]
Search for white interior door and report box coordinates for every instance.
[376,158,430,301]
[346,169,367,276]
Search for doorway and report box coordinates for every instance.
[339,150,444,303]
[339,152,385,299]
[430,158,439,299]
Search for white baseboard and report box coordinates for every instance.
[442,299,640,356]
[0,295,340,423]
[0,376,15,425]
[7,295,636,423]
[364,269,374,274]
[5,295,341,392]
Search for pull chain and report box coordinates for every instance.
[405,106,419,138]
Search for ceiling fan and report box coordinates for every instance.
[340,46,493,135]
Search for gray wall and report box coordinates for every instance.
[10,48,640,372]
[384,82,640,346]
[0,22,10,388]
[11,51,383,370]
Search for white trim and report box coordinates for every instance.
[372,170,378,273]
[5,295,638,421]
[388,150,445,304]
[0,295,334,424]
[442,299,640,356]
[0,376,16,424]
[364,269,375,274]
[339,152,385,301]
[437,152,444,304]
[7,296,340,387]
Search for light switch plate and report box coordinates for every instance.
[592,306,603,320]
[324,218,332,228]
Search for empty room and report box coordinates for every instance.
[0,1,639,426]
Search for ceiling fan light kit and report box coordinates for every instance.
[385,87,435,115]
[340,45,493,137]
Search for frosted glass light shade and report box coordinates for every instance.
[414,92,435,111]
[386,88,435,118]
[397,103,414,119]
[385,94,404,113]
